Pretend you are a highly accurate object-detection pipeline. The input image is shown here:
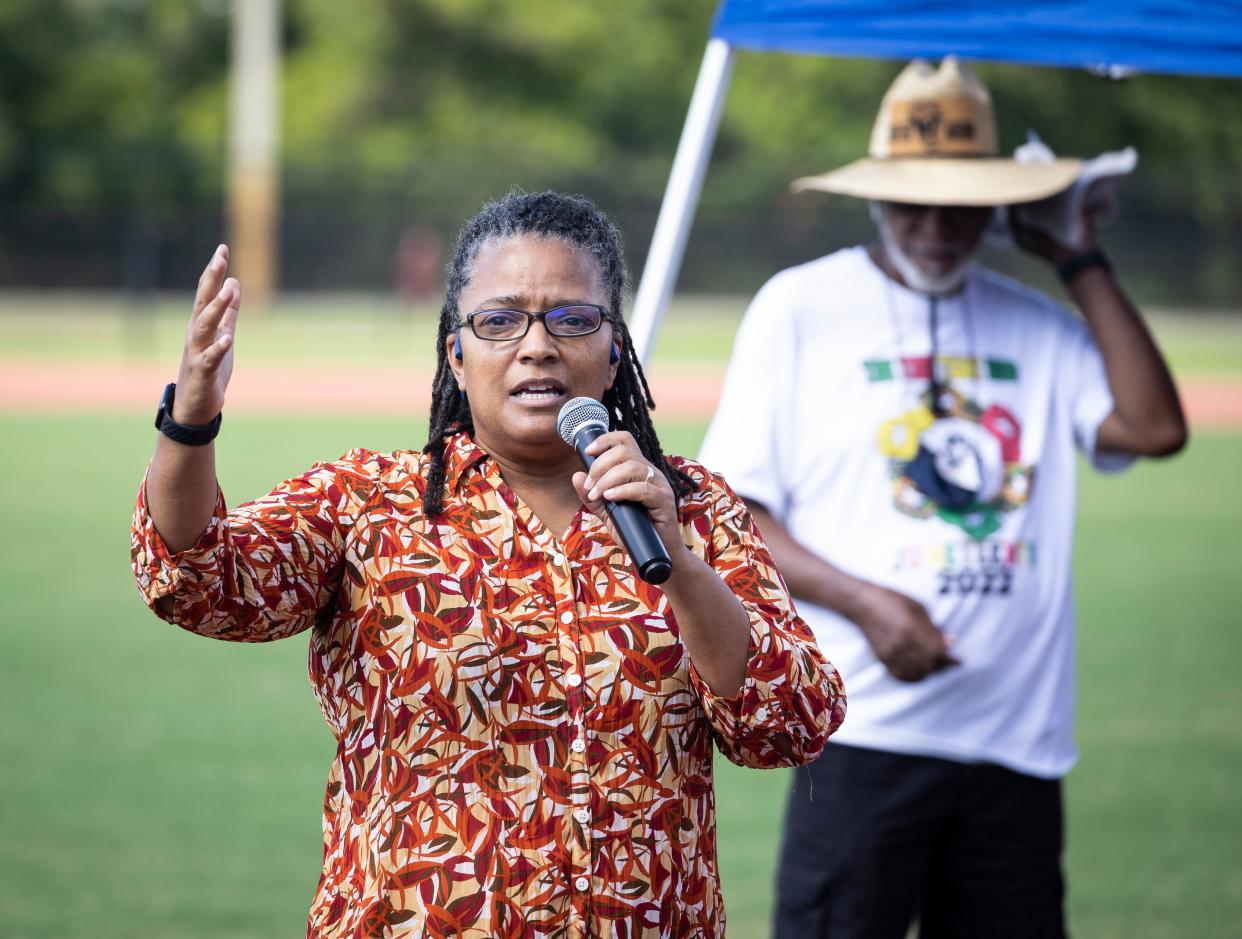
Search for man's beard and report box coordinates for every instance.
[877,216,977,296]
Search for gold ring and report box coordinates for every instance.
[644,465,655,484]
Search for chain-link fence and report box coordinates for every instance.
[2,165,1239,309]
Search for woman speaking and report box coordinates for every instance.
[131,191,845,938]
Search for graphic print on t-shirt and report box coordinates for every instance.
[870,355,1034,540]
[894,535,1037,597]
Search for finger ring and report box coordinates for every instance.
[643,465,655,484]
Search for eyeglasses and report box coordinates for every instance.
[462,304,606,341]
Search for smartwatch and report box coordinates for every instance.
[154,383,222,446]
[1056,248,1111,285]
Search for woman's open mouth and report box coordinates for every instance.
[509,379,567,403]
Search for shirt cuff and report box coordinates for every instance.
[686,618,786,735]
[131,473,227,605]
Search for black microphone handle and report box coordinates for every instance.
[572,425,673,585]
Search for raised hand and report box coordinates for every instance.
[145,245,241,553]
[1009,188,1102,267]
[174,244,241,424]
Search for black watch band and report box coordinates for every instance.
[1057,248,1110,284]
[154,382,222,446]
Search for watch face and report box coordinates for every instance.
[155,383,175,430]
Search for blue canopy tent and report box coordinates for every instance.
[629,0,1242,362]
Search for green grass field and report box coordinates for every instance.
[1,409,1239,938]
[2,295,1240,936]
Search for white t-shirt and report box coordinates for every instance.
[700,246,1131,779]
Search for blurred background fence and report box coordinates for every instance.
[5,160,1242,307]
[2,0,1241,307]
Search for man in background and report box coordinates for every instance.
[700,57,1187,938]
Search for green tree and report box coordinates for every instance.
[1,0,1240,298]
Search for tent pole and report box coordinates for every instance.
[630,38,735,365]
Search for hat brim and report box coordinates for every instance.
[791,157,1082,206]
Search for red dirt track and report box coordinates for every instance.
[2,360,1241,429]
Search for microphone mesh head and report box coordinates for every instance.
[557,397,609,446]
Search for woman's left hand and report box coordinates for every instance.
[572,431,688,567]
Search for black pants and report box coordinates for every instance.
[774,743,1066,939]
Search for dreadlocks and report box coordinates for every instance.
[423,190,694,516]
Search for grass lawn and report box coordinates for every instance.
[1,411,1239,938]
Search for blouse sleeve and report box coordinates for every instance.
[130,449,380,642]
[685,470,846,768]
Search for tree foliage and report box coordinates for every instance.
[2,0,1240,294]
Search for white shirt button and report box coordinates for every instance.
[560,610,575,625]
[755,706,770,722]
[574,808,590,824]
[575,876,590,892]
[551,552,566,566]
[571,737,587,753]
[566,673,583,688]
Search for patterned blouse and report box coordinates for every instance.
[131,432,845,938]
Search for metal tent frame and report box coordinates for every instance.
[629,0,1242,364]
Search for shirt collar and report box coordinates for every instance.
[442,431,490,493]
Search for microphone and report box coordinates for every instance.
[557,397,673,585]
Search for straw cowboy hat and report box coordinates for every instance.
[792,57,1081,206]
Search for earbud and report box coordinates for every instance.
[453,335,463,360]
[609,346,619,365]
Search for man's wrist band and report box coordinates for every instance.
[154,382,222,446]
[1057,248,1110,285]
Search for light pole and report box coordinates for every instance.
[228,0,280,310]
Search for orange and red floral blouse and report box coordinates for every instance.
[131,432,845,938]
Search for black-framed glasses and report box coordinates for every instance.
[462,304,606,341]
